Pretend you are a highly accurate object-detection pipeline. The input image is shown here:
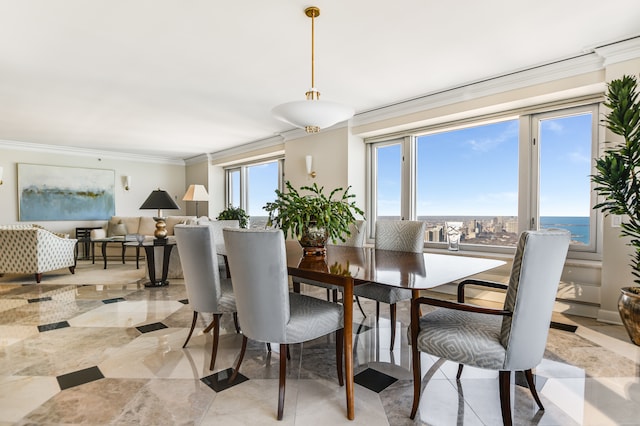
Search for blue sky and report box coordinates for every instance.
[377,113,593,217]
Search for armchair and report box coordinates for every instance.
[0,225,77,283]
[409,229,570,425]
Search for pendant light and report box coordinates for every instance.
[272,6,354,133]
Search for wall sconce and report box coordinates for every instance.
[305,155,316,178]
[0,166,3,185]
[123,175,131,191]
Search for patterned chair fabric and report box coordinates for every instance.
[0,225,77,282]
[410,229,571,425]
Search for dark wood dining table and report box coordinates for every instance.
[284,241,506,420]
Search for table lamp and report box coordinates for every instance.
[182,184,209,217]
[140,189,180,240]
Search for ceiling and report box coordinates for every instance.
[1,1,639,161]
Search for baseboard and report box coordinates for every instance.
[597,309,623,325]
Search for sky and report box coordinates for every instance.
[377,113,593,217]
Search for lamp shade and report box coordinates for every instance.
[140,189,180,216]
[182,184,209,202]
[272,99,354,133]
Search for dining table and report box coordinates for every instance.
[284,241,506,421]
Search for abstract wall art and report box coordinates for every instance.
[18,164,115,221]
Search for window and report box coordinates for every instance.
[225,158,284,228]
[367,103,599,256]
[533,106,597,250]
[416,120,519,247]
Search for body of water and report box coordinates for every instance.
[540,216,589,245]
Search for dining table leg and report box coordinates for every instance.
[343,277,354,420]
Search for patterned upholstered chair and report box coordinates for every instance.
[223,228,344,420]
[409,229,570,426]
[174,224,240,371]
[292,220,366,304]
[0,225,77,283]
[354,220,426,350]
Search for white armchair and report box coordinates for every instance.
[0,225,78,283]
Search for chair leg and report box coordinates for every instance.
[390,303,397,351]
[355,296,366,318]
[266,342,271,352]
[410,329,421,419]
[499,371,512,426]
[233,312,241,334]
[35,273,42,283]
[331,289,338,302]
[229,335,248,383]
[278,344,287,420]
[456,364,464,380]
[336,328,344,386]
[326,289,331,301]
[375,301,380,322]
[183,311,198,348]
[524,369,545,410]
[69,266,75,274]
[209,314,221,371]
[292,279,301,293]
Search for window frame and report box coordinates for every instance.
[366,101,602,259]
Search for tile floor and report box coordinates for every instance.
[1,261,639,425]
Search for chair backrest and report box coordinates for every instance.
[208,220,240,253]
[501,229,570,370]
[374,220,426,253]
[174,225,224,314]
[223,228,290,343]
[331,220,366,247]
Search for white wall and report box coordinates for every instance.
[0,145,186,236]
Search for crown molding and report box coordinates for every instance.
[0,139,186,165]
[352,53,605,128]
[183,153,211,166]
[593,36,640,66]
[208,135,284,161]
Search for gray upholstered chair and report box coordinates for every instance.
[207,219,240,277]
[174,224,239,371]
[223,228,344,421]
[409,229,570,426]
[354,220,426,350]
[292,220,366,305]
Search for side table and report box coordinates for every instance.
[126,238,176,287]
[75,227,101,260]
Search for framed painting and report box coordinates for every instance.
[18,164,116,221]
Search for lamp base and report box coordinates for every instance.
[153,217,168,239]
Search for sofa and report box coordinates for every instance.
[0,224,78,283]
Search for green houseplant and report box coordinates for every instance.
[263,181,364,255]
[216,205,249,228]
[591,74,640,345]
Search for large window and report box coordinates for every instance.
[416,120,519,247]
[367,103,599,256]
[225,158,284,228]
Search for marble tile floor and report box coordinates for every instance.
[1,263,640,425]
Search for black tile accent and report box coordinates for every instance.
[354,368,397,393]
[102,297,126,304]
[550,321,578,332]
[38,321,70,332]
[514,371,547,390]
[57,366,104,390]
[28,297,52,303]
[178,299,189,304]
[201,368,249,392]
[136,322,168,333]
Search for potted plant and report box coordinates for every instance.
[591,74,640,345]
[263,181,364,255]
[216,205,250,228]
